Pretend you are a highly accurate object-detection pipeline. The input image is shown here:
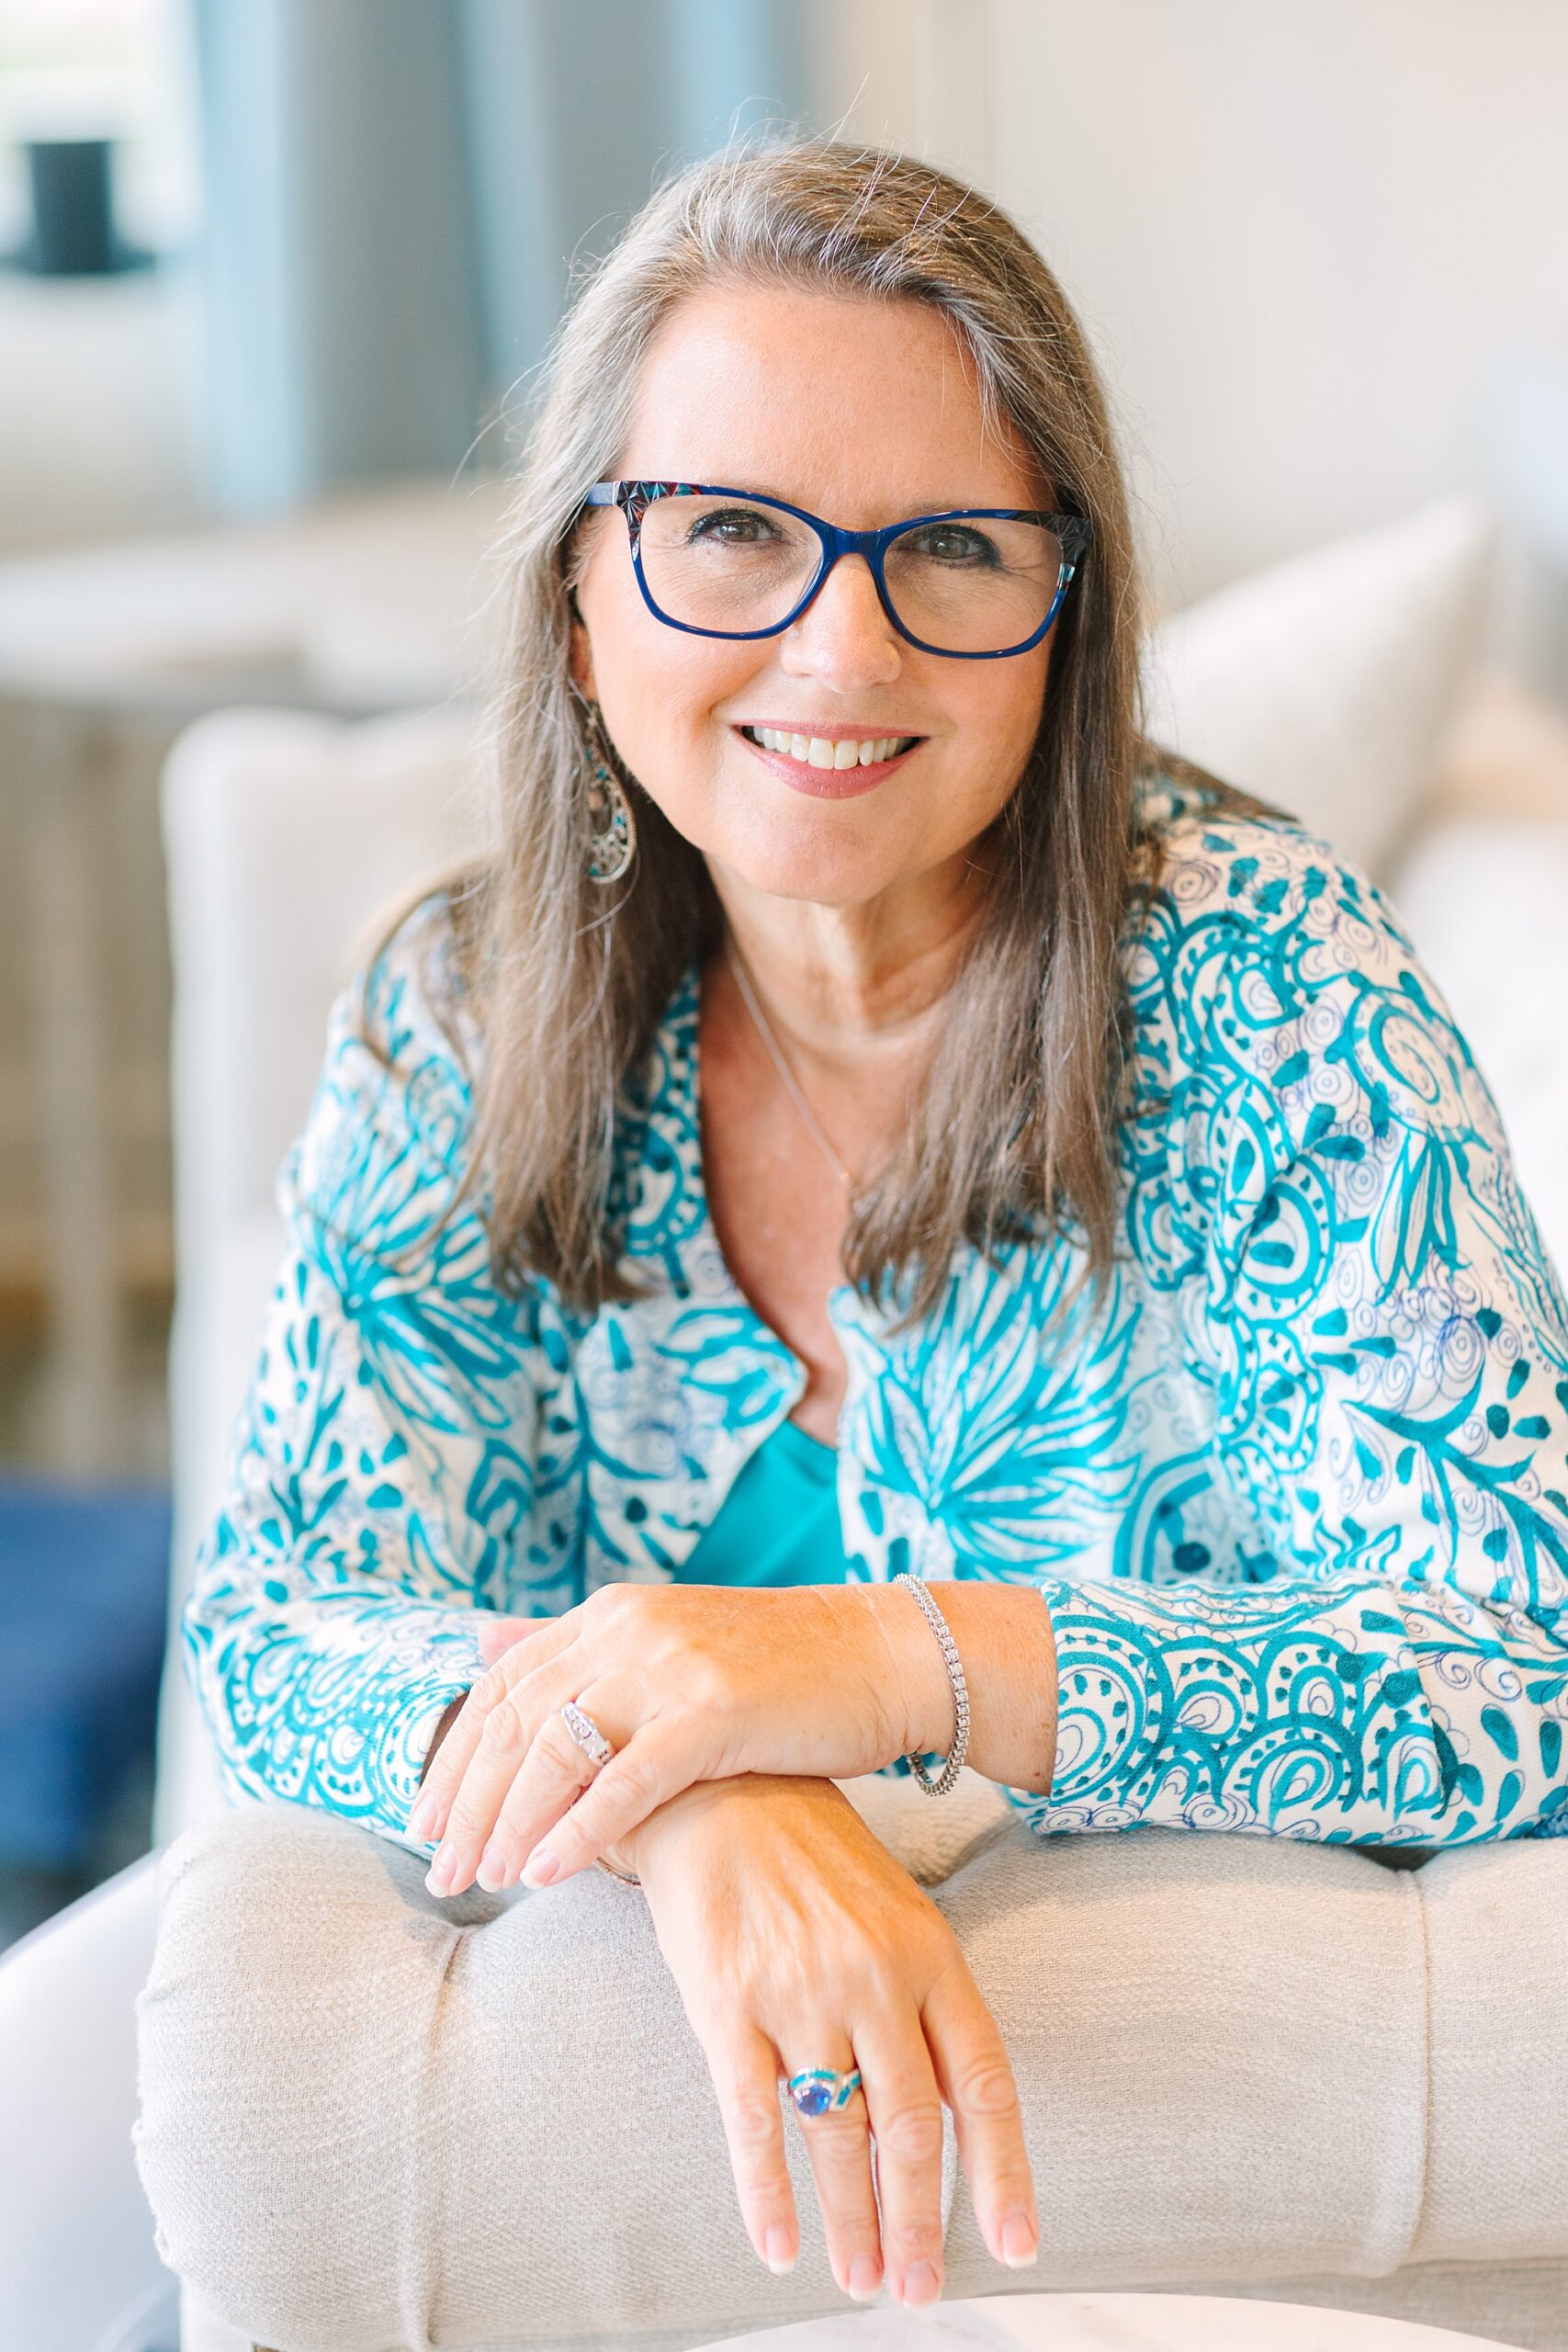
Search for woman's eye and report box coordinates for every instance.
[906,524,999,566]
[688,508,774,546]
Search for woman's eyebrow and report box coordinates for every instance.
[684,480,1030,517]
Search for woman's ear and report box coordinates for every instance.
[568,605,597,701]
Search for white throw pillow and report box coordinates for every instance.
[1387,817,1568,1284]
[1141,498,1495,879]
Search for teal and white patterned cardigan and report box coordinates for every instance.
[184,771,1568,1855]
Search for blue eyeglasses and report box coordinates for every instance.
[581,480,1091,660]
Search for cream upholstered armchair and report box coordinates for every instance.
[0,703,481,2352]
[4,499,1568,2352]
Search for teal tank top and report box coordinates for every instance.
[675,1416,852,1586]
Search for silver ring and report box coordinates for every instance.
[787,2066,863,2119]
[559,1699,614,1770]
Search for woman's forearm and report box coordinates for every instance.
[863,1580,1058,1797]
[417,1582,1056,1891]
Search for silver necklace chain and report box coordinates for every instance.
[724,936,854,1191]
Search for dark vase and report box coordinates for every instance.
[15,137,151,277]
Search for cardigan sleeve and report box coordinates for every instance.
[1020,843,1568,1847]
[181,899,538,1852]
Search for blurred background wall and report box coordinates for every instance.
[832,0,1568,622]
[3,0,1567,1941]
[12,2,1568,585]
[7,0,1568,599]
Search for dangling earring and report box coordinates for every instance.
[581,698,637,885]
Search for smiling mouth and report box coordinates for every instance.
[739,724,922,771]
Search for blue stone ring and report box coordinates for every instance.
[786,2066,863,2120]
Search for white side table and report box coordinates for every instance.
[703,2292,1514,2352]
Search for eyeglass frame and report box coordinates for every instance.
[579,479,1093,661]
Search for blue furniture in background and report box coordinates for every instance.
[0,1480,170,1877]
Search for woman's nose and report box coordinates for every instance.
[778,552,902,687]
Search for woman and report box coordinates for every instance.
[185,140,1568,2314]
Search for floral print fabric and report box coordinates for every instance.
[184,772,1568,1854]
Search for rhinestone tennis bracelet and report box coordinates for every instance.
[891,1572,972,1797]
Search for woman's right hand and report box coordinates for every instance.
[616,1771,1038,2310]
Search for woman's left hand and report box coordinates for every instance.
[406,1581,926,1896]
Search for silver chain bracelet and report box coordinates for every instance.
[891,1572,971,1797]
[594,1854,642,1888]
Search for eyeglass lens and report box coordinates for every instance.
[635,495,1065,653]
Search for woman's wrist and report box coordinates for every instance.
[617,1772,842,1887]
[859,1581,954,1762]
[607,1781,709,1884]
[865,1579,1057,1796]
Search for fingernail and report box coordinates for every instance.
[1000,2211,1038,2267]
[900,2261,941,2308]
[406,1794,435,1841]
[847,2252,882,2301]
[475,1843,508,1891]
[521,1848,559,1888]
[424,1845,457,1895]
[763,2226,796,2276]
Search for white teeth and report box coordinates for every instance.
[748,727,912,763]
